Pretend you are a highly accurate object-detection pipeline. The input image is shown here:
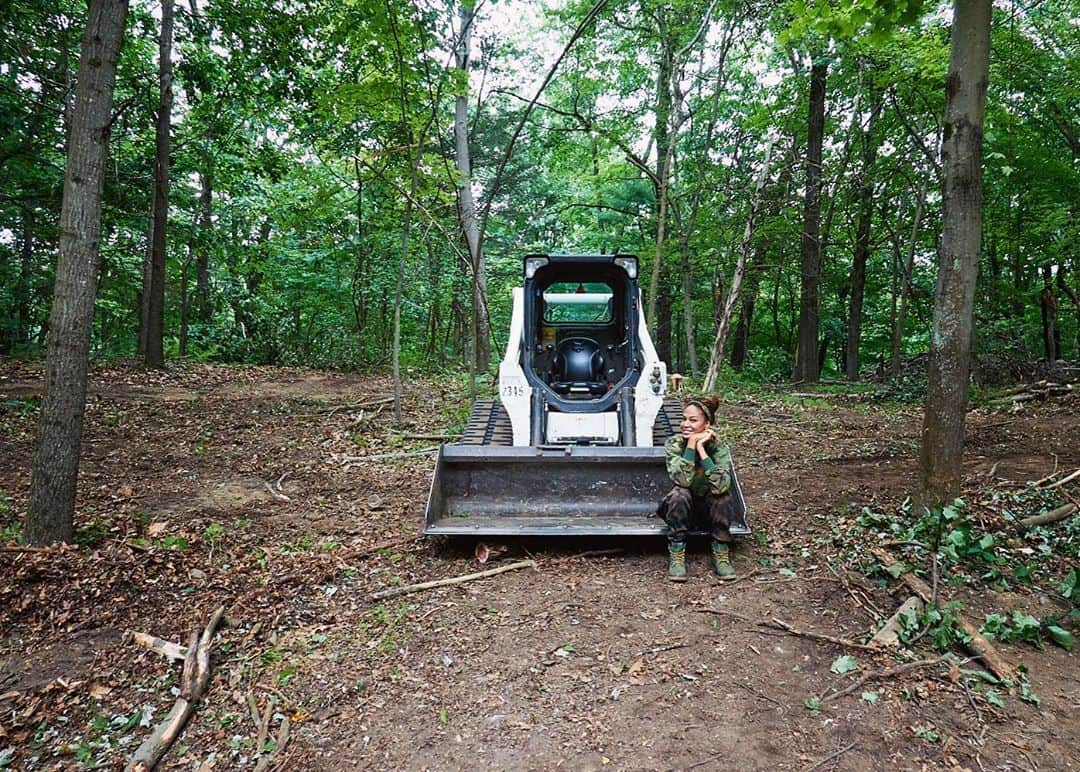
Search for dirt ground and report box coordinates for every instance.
[0,361,1077,771]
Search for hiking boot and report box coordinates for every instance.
[711,540,735,579]
[668,540,688,582]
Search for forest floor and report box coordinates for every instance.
[0,361,1078,771]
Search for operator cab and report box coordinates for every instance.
[521,254,640,413]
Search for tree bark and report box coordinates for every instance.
[143,0,174,368]
[704,141,773,390]
[792,60,828,382]
[25,0,129,546]
[195,162,212,320]
[890,182,928,375]
[917,0,991,511]
[1040,265,1059,362]
[454,1,490,374]
[844,106,881,380]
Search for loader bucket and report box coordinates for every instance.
[423,445,749,536]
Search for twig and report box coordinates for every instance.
[821,658,944,704]
[734,680,785,709]
[827,563,885,619]
[1039,468,1080,490]
[255,698,274,755]
[801,741,857,772]
[371,560,537,600]
[571,548,623,559]
[695,608,754,623]
[342,446,439,463]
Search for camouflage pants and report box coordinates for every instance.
[657,486,733,543]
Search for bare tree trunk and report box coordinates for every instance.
[15,210,35,348]
[454,1,489,374]
[26,0,129,546]
[195,162,212,320]
[143,0,174,369]
[845,109,881,380]
[1040,265,1059,362]
[647,20,675,331]
[917,0,991,511]
[1057,262,1079,358]
[703,141,773,391]
[393,164,419,424]
[890,183,928,375]
[179,250,191,356]
[792,60,828,382]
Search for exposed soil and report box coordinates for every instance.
[1,361,1077,771]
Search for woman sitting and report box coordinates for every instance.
[656,395,735,581]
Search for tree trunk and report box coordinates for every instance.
[792,60,828,382]
[916,0,991,511]
[890,183,928,375]
[179,251,190,357]
[26,0,129,546]
[393,162,420,424]
[704,141,773,391]
[15,209,35,348]
[647,20,675,328]
[195,161,212,321]
[1040,265,1058,362]
[1057,262,1079,358]
[454,1,490,374]
[845,114,880,380]
[143,0,174,369]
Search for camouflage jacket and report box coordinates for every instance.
[664,435,732,498]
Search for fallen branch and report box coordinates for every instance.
[130,631,187,662]
[870,596,923,649]
[763,617,879,652]
[1040,468,1080,491]
[802,741,857,772]
[254,715,291,772]
[371,560,537,600]
[874,550,1015,682]
[127,606,226,771]
[820,658,944,704]
[1018,503,1077,529]
[695,607,754,624]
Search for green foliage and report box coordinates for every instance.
[899,601,972,652]
[981,612,1075,652]
[0,0,1074,383]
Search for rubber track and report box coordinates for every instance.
[458,399,513,446]
[651,396,683,446]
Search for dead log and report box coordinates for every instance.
[874,551,1015,682]
[371,560,537,600]
[127,606,226,771]
[870,596,923,649]
[1018,503,1077,529]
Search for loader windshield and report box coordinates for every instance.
[542,282,613,324]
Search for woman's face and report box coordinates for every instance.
[680,405,709,437]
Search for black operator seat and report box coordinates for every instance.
[550,337,607,396]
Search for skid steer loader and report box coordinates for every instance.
[424,253,749,536]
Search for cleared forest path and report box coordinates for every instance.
[1,363,1076,770]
